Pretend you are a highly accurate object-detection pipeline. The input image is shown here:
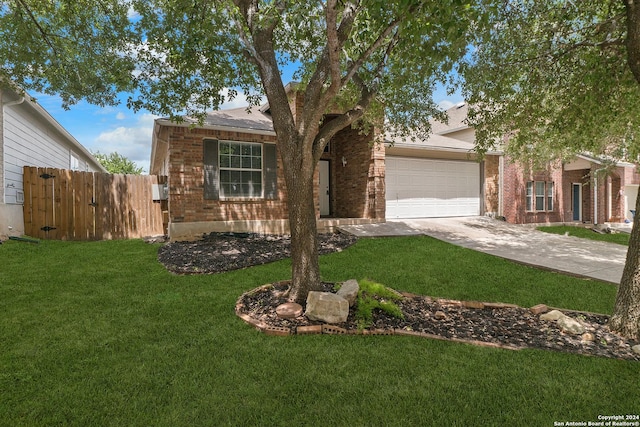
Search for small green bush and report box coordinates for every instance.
[355,279,404,329]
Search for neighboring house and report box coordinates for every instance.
[0,85,106,239]
[434,103,640,225]
[150,87,499,240]
[502,154,640,225]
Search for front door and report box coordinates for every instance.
[572,183,582,221]
[319,160,330,216]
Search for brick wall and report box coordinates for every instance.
[330,125,385,219]
[562,169,591,223]
[166,126,287,224]
[483,155,500,214]
[502,158,566,224]
[164,116,385,227]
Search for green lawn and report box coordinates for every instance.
[537,225,631,245]
[1,236,637,426]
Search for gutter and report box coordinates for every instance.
[154,118,276,137]
[3,97,25,108]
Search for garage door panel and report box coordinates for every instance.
[386,156,480,218]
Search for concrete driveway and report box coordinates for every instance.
[340,216,627,284]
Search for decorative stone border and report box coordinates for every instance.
[236,283,612,352]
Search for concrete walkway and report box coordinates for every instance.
[340,216,627,284]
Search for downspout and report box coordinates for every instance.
[498,155,504,217]
[3,97,25,108]
[607,179,612,222]
[594,176,598,225]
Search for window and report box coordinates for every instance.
[219,141,263,198]
[526,181,554,211]
[203,139,278,200]
[535,181,545,211]
[70,154,80,170]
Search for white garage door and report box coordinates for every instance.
[386,157,480,218]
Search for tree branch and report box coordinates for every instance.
[15,0,59,58]
[311,72,375,162]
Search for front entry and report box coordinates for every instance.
[319,160,330,216]
[572,183,582,221]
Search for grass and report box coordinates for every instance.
[1,236,637,426]
[537,225,631,246]
[355,279,404,329]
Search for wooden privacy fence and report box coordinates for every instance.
[23,166,167,240]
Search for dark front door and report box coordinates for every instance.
[572,184,581,221]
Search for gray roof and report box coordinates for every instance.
[385,131,475,153]
[182,105,274,133]
[430,102,469,135]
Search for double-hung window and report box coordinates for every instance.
[203,139,277,200]
[526,181,554,211]
[219,141,263,198]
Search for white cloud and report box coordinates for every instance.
[127,6,140,20]
[94,113,158,173]
[116,112,126,120]
[437,100,456,111]
[219,89,265,110]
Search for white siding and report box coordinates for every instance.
[2,102,91,204]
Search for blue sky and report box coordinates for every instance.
[32,84,463,175]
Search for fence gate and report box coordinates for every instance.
[23,166,166,240]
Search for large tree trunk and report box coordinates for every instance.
[281,145,322,305]
[609,0,640,340]
[609,193,640,340]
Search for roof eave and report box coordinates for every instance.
[155,118,276,137]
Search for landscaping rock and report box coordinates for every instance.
[557,316,585,335]
[337,279,359,307]
[434,310,447,320]
[540,310,565,322]
[581,332,595,342]
[530,304,548,315]
[305,291,349,323]
[276,302,303,319]
[633,345,640,355]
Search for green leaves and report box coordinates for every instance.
[461,0,639,163]
[0,0,137,108]
[92,151,144,175]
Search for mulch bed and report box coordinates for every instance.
[158,232,357,274]
[158,232,639,361]
[236,281,640,361]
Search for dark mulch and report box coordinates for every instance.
[158,232,358,274]
[158,232,639,361]
[238,282,640,361]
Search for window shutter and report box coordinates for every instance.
[203,139,219,200]
[264,143,277,199]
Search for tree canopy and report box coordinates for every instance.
[460,0,640,339]
[461,0,640,164]
[1,0,491,303]
[0,0,136,107]
[92,151,144,175]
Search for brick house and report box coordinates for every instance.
[150,89,385,240]
[502,155,640,225]
[439,104,640,225]
[149,91,501,240]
